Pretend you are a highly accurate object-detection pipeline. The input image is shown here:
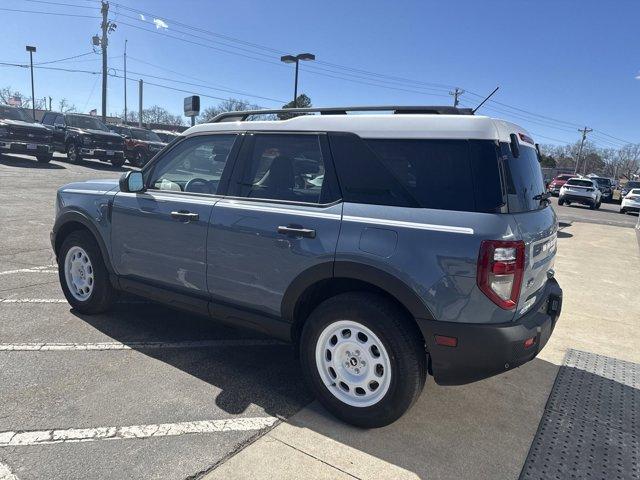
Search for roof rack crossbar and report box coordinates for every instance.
[210,105,474,123]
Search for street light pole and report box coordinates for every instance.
[280,53,315,107]
[26,45,36,121]
[124,39,127,124]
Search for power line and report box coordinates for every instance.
[34,52,95,65]
[0,7,98,18]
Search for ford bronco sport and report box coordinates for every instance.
[42,112,126,167]
[51,106,562,428]
[0,105,54,162]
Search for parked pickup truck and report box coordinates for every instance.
[109,124,167,167]
[41,112,126,167]
[0,105,54,162]
[51,105,562,428]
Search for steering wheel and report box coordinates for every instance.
[184,178,212,194]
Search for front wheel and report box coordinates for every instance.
[66,143,81,163]
[620,208,626,214]
[130,150,147,167]
[595,200,601,209]
[111,156,126,168]
[558,198,565,206]
[300,292,426,428]
[589,201,597,210]
[36,153,52,163]
[58,230,115,314]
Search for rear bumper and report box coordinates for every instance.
[0,141,53,154]
[560,193,596,205]
[419,278,562,386]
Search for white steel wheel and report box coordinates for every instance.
[315,320,392,407]
[64,246,95,301]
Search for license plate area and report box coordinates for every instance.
[27,143,37,150]
[106,150,114,156]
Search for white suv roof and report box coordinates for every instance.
[184,107,533,144]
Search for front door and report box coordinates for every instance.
[207,132,342,318]
[111,133,239,295]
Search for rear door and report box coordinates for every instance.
[206,132,342,318]
[500,141,557,315]
[111,133,239,296]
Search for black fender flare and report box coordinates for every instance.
[281,260,435,325]
[52,209,114,274]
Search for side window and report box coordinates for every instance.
[146,134,237,195]
[42,112,54,125]
[236,134,326,203]
[55,114,65,126]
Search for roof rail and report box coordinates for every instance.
[210,105,474,123]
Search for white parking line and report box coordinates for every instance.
[0,339,284,351]
[0,265,56,276]
[0,299,67,303]
[0,462,19,480]
[0,417,278,447]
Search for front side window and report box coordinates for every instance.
[146,134,236,195]
[236,134,325,203]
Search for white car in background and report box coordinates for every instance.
[558,177,602,209]
[620,188,640,215]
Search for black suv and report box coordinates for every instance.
[0,105,54,163]
[41,112,126,167]
[108,125,166,167]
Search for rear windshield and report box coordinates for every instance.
[557,175,573,180]
[566,179,593,187]
[626,181,640,189]
[327,133,503,213]
[500,143,546,212]
[593,178,611,186]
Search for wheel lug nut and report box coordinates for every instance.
[361,361,366,366]
[355,368,360,374]
[346,351,351,356]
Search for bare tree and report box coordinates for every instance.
[123,106,184,126]
[0,86,45,109]
[615,144,640,179]
[58,98,76,113]
[198,98,265,123]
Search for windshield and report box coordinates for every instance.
[501,144,546,212]
[593,178,611,186]
[566,179,593,187]
[132,129,162,142]
[0,105,33,122]
[66,115,110,131]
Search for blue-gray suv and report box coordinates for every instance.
[51,106,562,427]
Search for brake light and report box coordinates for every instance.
[477,240,525,309]
[628,195,639,201]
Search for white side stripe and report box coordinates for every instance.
[0,339,284,351]
[0,462,19,480]
[217,201,341,220]
[0,417,278,447]
[343,215,474,235]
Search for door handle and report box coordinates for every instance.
[171,210,199,222]
[277,225,316,238]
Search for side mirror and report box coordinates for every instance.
[119,171,144,193]
[54,123,65,130]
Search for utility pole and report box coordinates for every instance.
[100,1,109,123]
[449,87,464,107]
[26,46,36,121]
[48,96,52,111]
[123,39,127,124]
[138,79,143,128]
[574,126,593,174]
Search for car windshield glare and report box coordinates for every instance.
[0,106,33,122]
[66,115,109,131]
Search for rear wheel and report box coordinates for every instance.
[589,201,597,210]
[558,198,565,206]
[619,207,626,214]
[130,150,147,167]
[36,153,52,163]
[595,200,601,209]
[300,292,426,428]
[58,230,115,314]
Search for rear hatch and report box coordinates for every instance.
[563,178,596,197]
[500,141,557,318]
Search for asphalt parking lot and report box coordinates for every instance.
[1,152,639,480]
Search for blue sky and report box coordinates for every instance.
[1,0,638,147]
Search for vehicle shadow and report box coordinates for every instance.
[70,301,313,419]
[0,153,66,169]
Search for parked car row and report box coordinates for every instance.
[0,104,179,168]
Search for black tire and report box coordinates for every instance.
[58,230,115,314]
[558,198,565,206]
[619,208,626,214]
[66,143,81,163]
[300,292,426,428]
[130,150,147,167]
[589,201,597,210]
[36,153,53,163]
[595,200,601,209]
[111,156,126,168]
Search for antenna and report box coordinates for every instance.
[472,86,500,114]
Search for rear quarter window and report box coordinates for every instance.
[500,143,546,212]
[328,133,503,213]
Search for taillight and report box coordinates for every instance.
[477,240,525,309]
[629,195,639,201]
